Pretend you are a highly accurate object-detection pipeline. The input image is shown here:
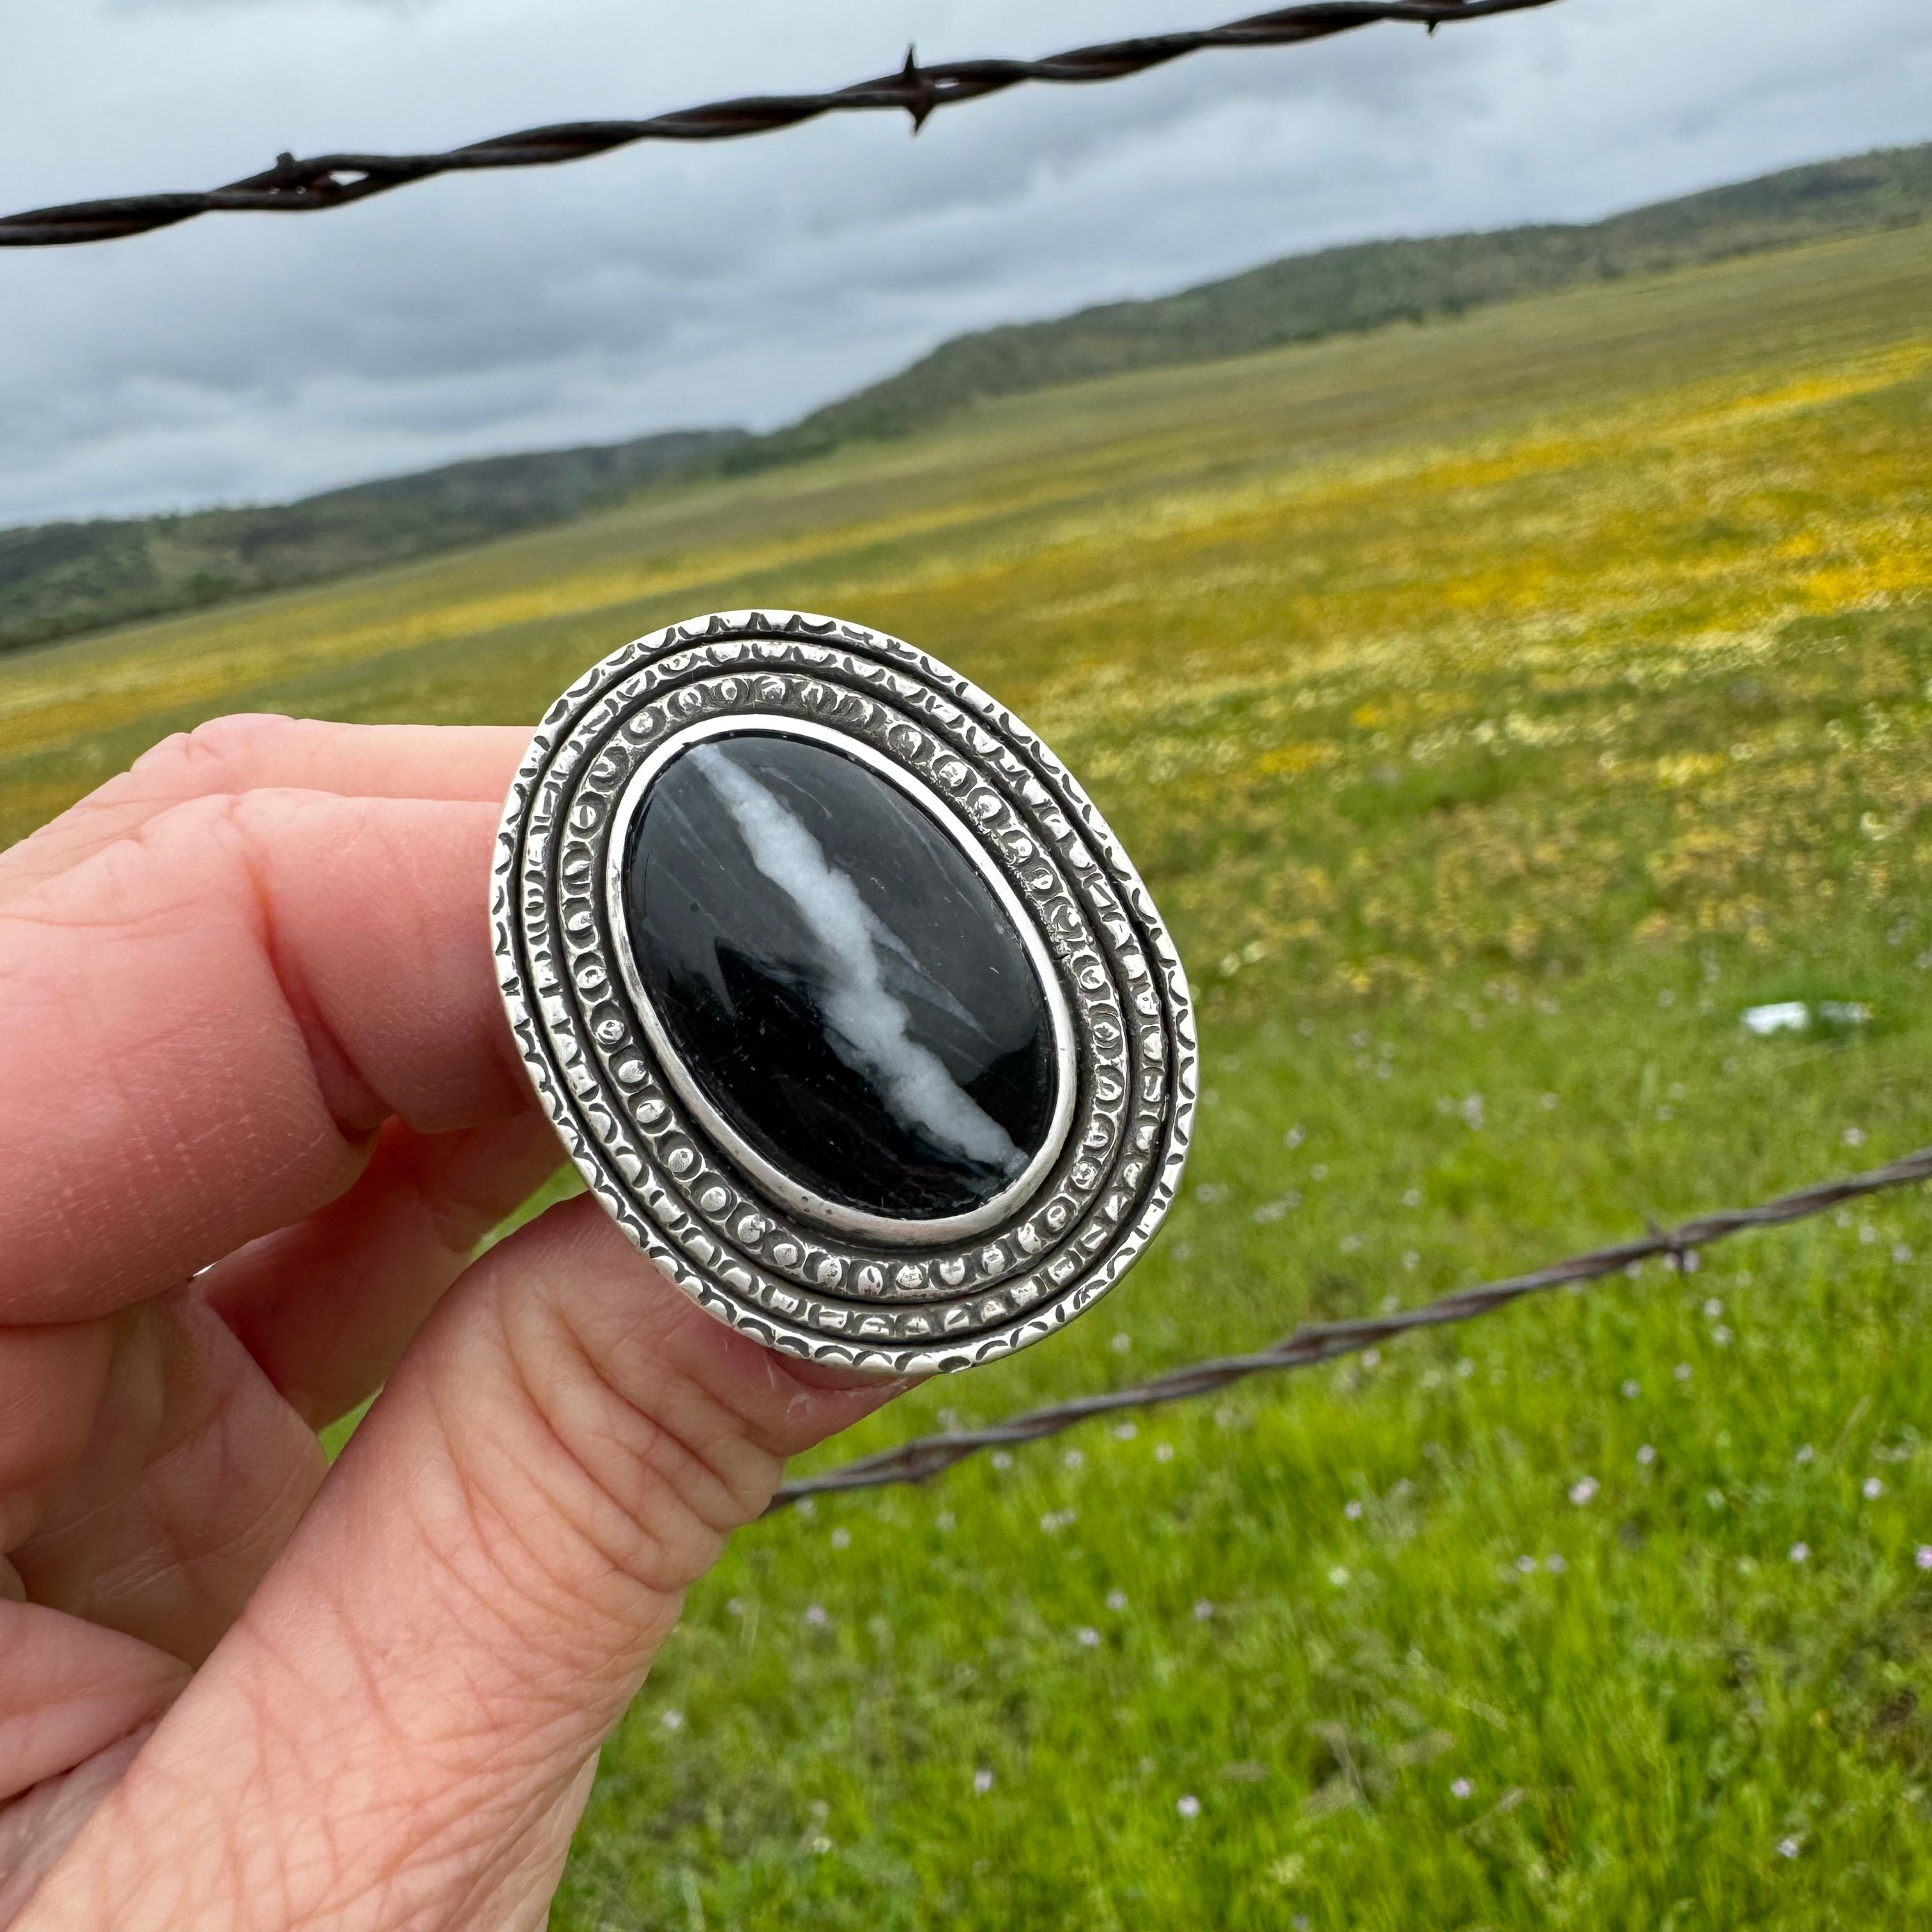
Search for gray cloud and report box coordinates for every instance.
[1,0,1928,526]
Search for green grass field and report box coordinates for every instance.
[6,224,1932,1929]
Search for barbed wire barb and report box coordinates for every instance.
[770,1146,1932,1508]
[901,48,937,135]
[0,0,1561,248]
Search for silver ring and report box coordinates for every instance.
[491,609,1197,1374]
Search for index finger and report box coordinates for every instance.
[0,782,539,1323]
[0,715,530,900]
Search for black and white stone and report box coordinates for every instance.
[496,608,1196,1374]
[622,730,1059,1223]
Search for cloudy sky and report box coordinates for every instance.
[3,0,1928,528]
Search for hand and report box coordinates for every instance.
[0,717,904,1930]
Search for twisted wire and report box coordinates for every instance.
[0,0,1560,247]
[770,1146,1932,1506]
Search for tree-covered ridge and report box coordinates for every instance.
[0,428,746,656]
[757,143,1931,461]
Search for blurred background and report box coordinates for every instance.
[5,3,1932,1926]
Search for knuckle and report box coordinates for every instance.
[510,1291,779,1590]
[106,791,255,892]
[130,712,302,790]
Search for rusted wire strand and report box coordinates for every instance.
[0,0,1561,247]
[770,1145,1932,1506]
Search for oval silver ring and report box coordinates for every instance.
[491,608,1197,1375]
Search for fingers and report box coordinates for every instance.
[0,787,534,1324]
[0,1607,181,1927]
[203,1113,568,1431]
[13,1298,326,1666]
[0,716,529,903]
[12,1121,565,1666]
[0,1607,185,1806]
[0,1725,162,1927]
[0,1324,114,1514]
[0,1320,116,1642]
[23,1201,905,1932]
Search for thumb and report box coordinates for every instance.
[21,1198,905,1932]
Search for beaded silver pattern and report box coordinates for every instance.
[491,610,1196,1374]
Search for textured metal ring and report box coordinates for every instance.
[491,609,1197,1374]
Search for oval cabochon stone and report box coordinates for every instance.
[622,732,1059,1222]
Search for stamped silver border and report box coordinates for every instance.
[602,713,1079,1247]
[491,609,1197,1375]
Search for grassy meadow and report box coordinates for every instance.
[7,223,1932,1928]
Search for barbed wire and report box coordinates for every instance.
[770,1144,1932,1507]
[0,0,1560,249]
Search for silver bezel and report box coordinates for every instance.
[491,609,1197,1374]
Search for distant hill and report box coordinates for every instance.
[0,427,746,654]
[4,141,1926,656]
[745,142,1932,464]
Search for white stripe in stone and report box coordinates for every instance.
[691,744,1025,1176]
